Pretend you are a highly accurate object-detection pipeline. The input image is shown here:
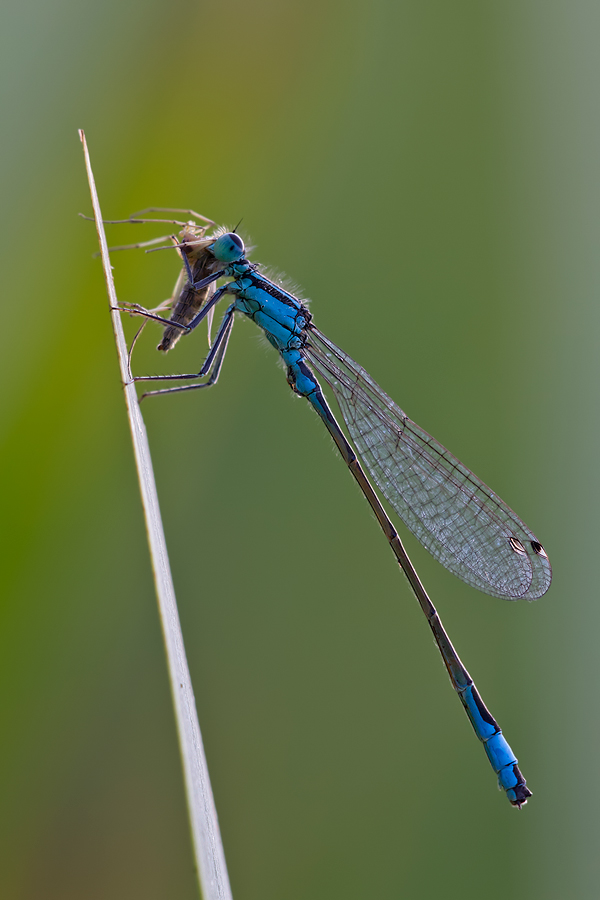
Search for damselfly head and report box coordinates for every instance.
[210,232,245,264]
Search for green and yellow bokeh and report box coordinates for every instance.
[1,1,597,898]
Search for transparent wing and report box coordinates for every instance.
[304,327,551,600]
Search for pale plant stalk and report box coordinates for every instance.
[79,130,233,900]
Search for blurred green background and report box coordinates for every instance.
[1,1,597,898]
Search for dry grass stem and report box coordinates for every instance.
[79,129,233,900]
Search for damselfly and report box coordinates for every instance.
[110,217,551,806]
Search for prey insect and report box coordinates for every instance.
[82,207,229,352]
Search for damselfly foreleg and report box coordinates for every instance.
[138,306,235,400]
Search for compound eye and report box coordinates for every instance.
[212,232,245,263]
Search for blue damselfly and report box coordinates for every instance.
[107,216,551,806]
